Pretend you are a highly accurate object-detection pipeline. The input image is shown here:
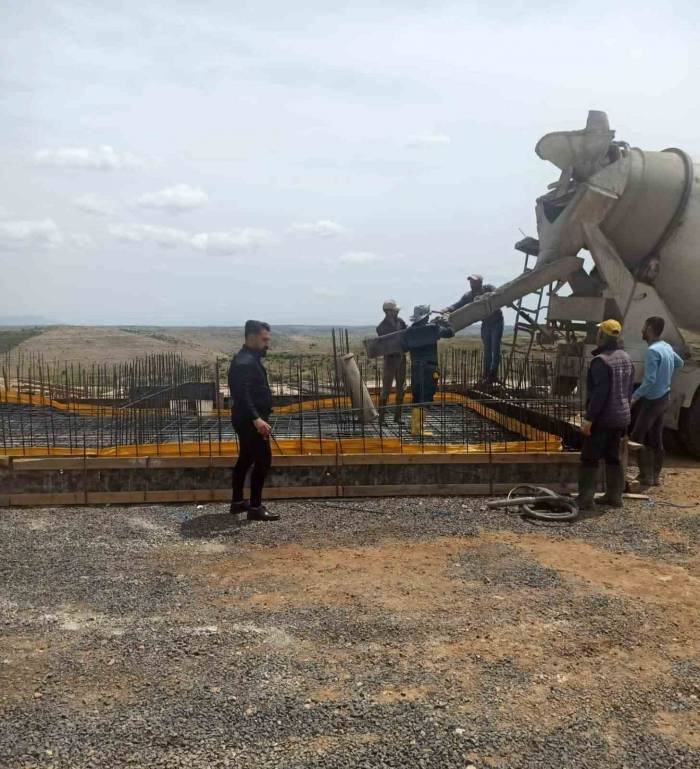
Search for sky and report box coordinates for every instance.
[1,1,699,325]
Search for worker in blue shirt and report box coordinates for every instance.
[630,316,684,487]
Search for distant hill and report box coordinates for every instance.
[0,315,56,326]
[0,323,516,365]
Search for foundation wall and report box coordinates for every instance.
[0,452,580,507]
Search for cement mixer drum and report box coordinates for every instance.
[535,112,700,332]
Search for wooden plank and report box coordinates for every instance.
[148,456,212,469]
[338,452,577,466]
[490,452,579,464]
[86,491,146,504]
[0,494,10,507]
[271,455,338,468]
[88,457,149,470]
[11,457,86,471]
[146,489,213,503]
[8,492,85,507]
[342,483,497,497]
[209,456,237,468]
[342,483,577,498]
[0,456,11,468]
[147,486,338,503]
[143,454,337,470]
[339,453,492,466]
[265,486,338,499]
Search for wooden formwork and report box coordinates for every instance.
[0,451,580,507]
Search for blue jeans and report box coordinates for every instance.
[481,321,503,379]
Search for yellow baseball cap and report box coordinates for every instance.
[598,319,622,336]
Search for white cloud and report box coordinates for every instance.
[290,219,348,238]
[35,145,143,170]
[74,194,114,216]
[338,250,380,265]
[190,228,273,254]
[69,233,94,249]
[0,219,63,250]
[407,133,452,148]
[314,287,343,299]
[136,184,209,213]
[0,205,9,219]
[110,223,273,254]
[109,223,190,248]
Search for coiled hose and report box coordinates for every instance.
[487,485,579,522]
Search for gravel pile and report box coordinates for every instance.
[1,494,698,768]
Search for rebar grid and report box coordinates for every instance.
[1,341,582,457]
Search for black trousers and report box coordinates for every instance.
[581,427,625,467]
[411,360,438,404]
[630,394,669,452]
[232,420,272,508]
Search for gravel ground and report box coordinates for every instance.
[1,469,699,768]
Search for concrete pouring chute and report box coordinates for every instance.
[340,353,378,423]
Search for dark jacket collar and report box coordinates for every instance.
[241,344,265,359]
[593,338,620,356]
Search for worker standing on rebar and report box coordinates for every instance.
[441,274,504,384]
[630,316,684,488]
[227,320,279,522]
[578,319,634,514]
[376,300,407,425]
[403,305,454,437]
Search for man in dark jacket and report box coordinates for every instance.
[441,274,503,383]
[403,305,454,436]
[376,299,407,424]
[228,320,278,521]
[578,319,634,512]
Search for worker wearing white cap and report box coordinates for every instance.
[376,300,407,424]
[441,274,504,384]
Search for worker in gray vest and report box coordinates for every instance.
[578,319,635,513]
[376,300,407,424]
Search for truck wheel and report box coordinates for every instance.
[679,393,700,458]
[552,376,578,397]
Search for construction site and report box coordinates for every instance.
[2,66,700,768]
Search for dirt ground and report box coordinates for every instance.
[1,467,699,768]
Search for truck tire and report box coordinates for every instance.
[679,392,700,458]
[552,376,578,397]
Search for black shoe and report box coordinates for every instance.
[247,505,280,522]
[230,500,249,515]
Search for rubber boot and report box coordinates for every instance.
[577,465,597,514]
[597,463,624,508]
[636,447,655,488]
[652,450,664,486]
[410,407,422,437]
[410,407,433,437]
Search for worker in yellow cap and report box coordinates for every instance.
[578,319,634,514]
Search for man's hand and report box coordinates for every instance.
[438,308,451,315]
[581,419,593,437]
[253,418,272,439]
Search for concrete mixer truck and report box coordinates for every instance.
[365,111,700,456]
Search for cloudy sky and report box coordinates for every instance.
[2,1,699,325]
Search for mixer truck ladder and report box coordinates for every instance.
[502,243,552,389]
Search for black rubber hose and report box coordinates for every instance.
[504,485,579,522]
